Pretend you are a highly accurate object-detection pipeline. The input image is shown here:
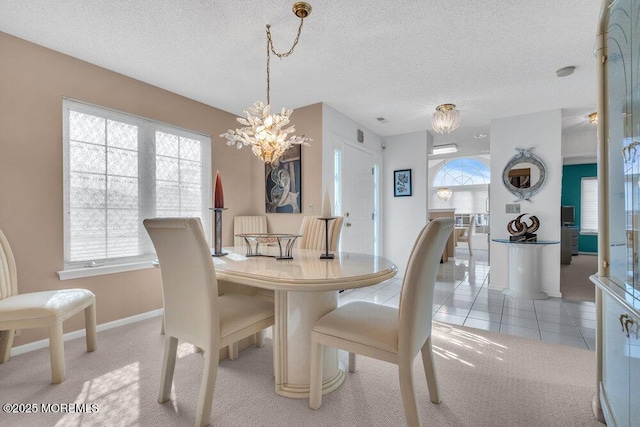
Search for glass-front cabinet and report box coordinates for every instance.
[592,1,640,425]
[606,0,640,298]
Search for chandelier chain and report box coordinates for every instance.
[220,3,312,166]
[265,18,305,105]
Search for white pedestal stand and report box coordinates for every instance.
[493,240,559,300]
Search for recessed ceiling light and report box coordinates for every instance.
[474,134,488,139]
[556,66,576,77]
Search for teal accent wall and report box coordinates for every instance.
[561,163,597,253]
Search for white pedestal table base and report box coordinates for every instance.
[273,290,345,398]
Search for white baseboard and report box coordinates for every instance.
[10,308,164,357]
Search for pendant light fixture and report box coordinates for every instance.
[436,187,453,201]
[436,158,453,201]
[431,103,461,134]
[221,2,313,166]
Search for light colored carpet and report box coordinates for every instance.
[0,318,601,427]
[561,254,597,302]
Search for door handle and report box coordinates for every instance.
[346,222,352,227]
[624,318,634,338]
[345,212,350,217]
[620,313,629,330]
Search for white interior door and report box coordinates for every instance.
[340,144,375,255]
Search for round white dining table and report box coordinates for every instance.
[212,247,397,398]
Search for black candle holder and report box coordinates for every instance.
[210,208,228,257]
[318,217,336,260]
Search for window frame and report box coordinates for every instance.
[60,98,212,279]
[432,157,491,188]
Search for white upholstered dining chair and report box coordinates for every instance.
[0,228,96,384]
[457,215,475,255]
[299,216,344,251]
[309,217,454,427]
[233,215,267,247]
[144,217,274,427]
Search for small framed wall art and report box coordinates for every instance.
[394,169,412,197]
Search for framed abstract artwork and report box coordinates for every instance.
[265,145,302,213]
[394,169,412,197]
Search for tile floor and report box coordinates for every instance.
[339,247,596,351]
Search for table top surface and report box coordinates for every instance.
[212,247,398,292]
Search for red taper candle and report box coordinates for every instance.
[214,171,224,208]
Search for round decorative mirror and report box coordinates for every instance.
[502,148,546,201]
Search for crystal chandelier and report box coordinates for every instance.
[436,187,453,201]
[221,2,312,166]
[431,103,461,134]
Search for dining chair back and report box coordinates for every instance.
[0,228,96,384]
[398,217,455,360]
[309,217,454,427]
[144,217,274,427]
[457,215,475,255]
[233,215,267,247]
[146,218,218,347]
[299,216,344,251]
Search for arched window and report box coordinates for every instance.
[433,158,490,187]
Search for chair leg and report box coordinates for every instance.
[398,356,421,427]
[85,303,97,352]
[348,352,357,373]
[309,338,324,410]
[49,321,66,384]
[158,336,179,404]
[228,342,239,360]
[0,329,15,363]
[195,348,219,427]
[255,329,265,348]
[421,336,440,404]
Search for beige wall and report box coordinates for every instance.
[0,32,260,346]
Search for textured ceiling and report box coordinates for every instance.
[0,1,602,155]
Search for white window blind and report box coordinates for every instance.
[63,99,211,270]
[580,177,598,234]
